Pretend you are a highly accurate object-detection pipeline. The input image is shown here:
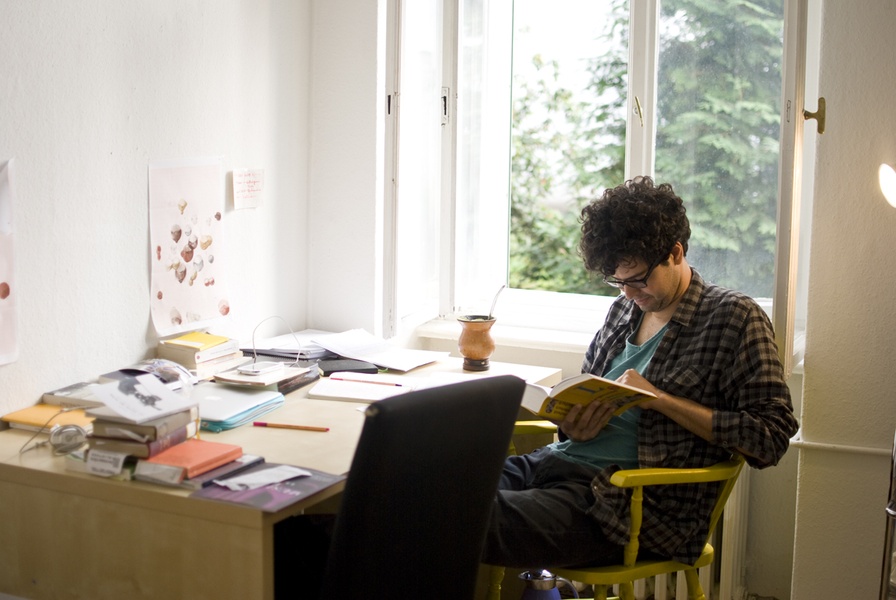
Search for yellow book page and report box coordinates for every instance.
[163,331,229,350]
[542,376,655,419]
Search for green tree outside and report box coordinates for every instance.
[508,0,783,298]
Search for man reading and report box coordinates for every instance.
[482,176,799,568]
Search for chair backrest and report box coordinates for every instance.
[320,374,526,600]
[704,455,746,541]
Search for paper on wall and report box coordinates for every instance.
[148,157,231,337]
[232,168,264,209]
[0,158,18,365]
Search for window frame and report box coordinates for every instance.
[388,0,811,374]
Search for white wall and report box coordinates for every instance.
[0,1,310,416]
[790,0,896,597]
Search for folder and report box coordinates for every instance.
[191,382,284,432]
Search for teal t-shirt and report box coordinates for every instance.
[549,321,667,470]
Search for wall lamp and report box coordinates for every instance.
[880,163,896,208]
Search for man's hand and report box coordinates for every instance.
[559,398,617,442]
[615,369,661,408]
[617,368,719,446]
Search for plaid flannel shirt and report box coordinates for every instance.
[583,269,799,564]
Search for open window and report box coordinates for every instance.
[388,0,812,374]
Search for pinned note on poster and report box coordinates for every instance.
[233,168,265,209]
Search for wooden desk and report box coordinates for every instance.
[0,358,560,600]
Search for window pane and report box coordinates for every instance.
[456,0,514,314]
[396,0,443,324]
[654,0,784,299]
[508,0,629,295]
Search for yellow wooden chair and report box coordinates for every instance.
[488,422,746,600]
[552,456,745,600]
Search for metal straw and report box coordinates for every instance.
[488,284,506,320]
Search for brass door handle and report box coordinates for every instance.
[804,97,826,134]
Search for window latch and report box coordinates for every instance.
[441,87,450,125]
[634,96,645,128]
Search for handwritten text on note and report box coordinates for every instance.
[233,168,265,209]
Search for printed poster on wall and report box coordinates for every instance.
[0,158,18,364]
[148,157,231,337]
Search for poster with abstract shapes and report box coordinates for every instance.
[0,159,18,364]
[149,157,230,337]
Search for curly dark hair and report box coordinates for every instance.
[579,176,690,276]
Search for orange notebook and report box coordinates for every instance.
[2,404,94,433]
[144,438,243,479]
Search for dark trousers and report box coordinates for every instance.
[481,448,625,569]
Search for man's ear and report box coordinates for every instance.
[670,241,685,264]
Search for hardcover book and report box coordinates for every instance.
[157,338,241,367]
[143,438,243,479]
[190,353,252,380]
[90,406,199,441]
[87,421,197,458]
[41,381,104,408]
[160,330,231,350]
[317,359,379,377]
[133,454,265,488]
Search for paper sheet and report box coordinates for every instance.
[148,157,231,337]
[312,329,448,372]
[90,374,198,424]
[247,328,338,360]
[0,158,18,364]
[215,464,311,491]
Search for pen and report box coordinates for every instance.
[253,421,330,432]
[330,377,403,387]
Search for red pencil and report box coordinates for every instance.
[253,421,329,432]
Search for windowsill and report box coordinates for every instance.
[415,317,593,355]
[414,291,805,383]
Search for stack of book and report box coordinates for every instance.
[134,438,246,487]
[86,405,200,459]
[157,331,250,380]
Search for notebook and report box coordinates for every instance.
[1,404,94,433]
[191,382,284,432]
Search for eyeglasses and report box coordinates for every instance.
[602,257,664,290]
